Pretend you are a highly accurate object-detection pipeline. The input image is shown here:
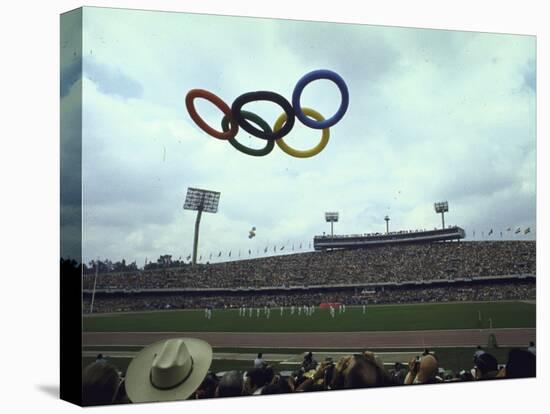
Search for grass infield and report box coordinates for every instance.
[83,301,535,332]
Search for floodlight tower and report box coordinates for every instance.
[183,187,220,265]
[325,212,339,238]
[384,215,390,234]
[434,201,449,229]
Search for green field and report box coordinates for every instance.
[83,301,535,332]
[83,301,535,375]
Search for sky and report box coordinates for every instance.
[60,7,536,266]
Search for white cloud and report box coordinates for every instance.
[60,7,536,265]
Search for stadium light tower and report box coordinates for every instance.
[183,187,220,265]
[434,201,449,229]
[325,212,339,238]
[384,215,390,234]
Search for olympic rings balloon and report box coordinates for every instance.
[231,91,295,141]
[185,69,348,158]
[185,89,238,140]
[292,69,349,129]
[273,108,330,159]
[221,110,275,157]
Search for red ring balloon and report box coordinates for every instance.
[185,89,238,140]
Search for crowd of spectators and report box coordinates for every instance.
[82,241,535,291]
[82,342,536,406]
[83,281,535,313]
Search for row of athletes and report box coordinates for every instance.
[203,302,370,319]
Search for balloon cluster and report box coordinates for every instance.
[185,69,349,158]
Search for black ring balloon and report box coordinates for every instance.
[231,91,295,141]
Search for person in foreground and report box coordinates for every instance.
[404,354,442,385]
[82,344,536,405]
[82,360,128,405]
[123,337,213,403]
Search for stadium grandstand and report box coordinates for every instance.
[82,240,535,313]
[313,226,466,250]
[81,236,537,403]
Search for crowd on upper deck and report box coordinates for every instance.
[82,241,535,291]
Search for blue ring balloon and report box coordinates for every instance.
[292,69,349,129]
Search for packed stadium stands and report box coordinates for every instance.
[313,226,465,250]
[82,281,535,313]
[83,241,535,290]
[82,241,535,313]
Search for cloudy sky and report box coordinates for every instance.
[61,7,536,266]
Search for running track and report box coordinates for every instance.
[84,328,535,349]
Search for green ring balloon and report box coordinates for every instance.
[221,111,275,157]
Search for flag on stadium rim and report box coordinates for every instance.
[209,253,212,259]
[186,254,191,261]
[507,227,512,231]
[488,229,493,236]
[248,249,251,255]
[229,251,232,257]
[515,227,521,234]
[280,246,285,251]
[300,243,302,249]
[264,246,268,253]
[524,227,531,234]
[218,251,222,257]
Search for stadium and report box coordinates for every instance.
[61,8,537,405]
[80,225,536,386]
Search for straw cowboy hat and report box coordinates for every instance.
[125,337,212,403]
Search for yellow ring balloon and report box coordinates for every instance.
[273,107,330,158]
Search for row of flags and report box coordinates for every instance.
[183,242,314,263]
[149,226,533,265]
[472,227,531,238]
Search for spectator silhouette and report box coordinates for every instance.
[216,370,244,397]
[505,349,536,378]
[82,361,126,406]
[474,353,499,380]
